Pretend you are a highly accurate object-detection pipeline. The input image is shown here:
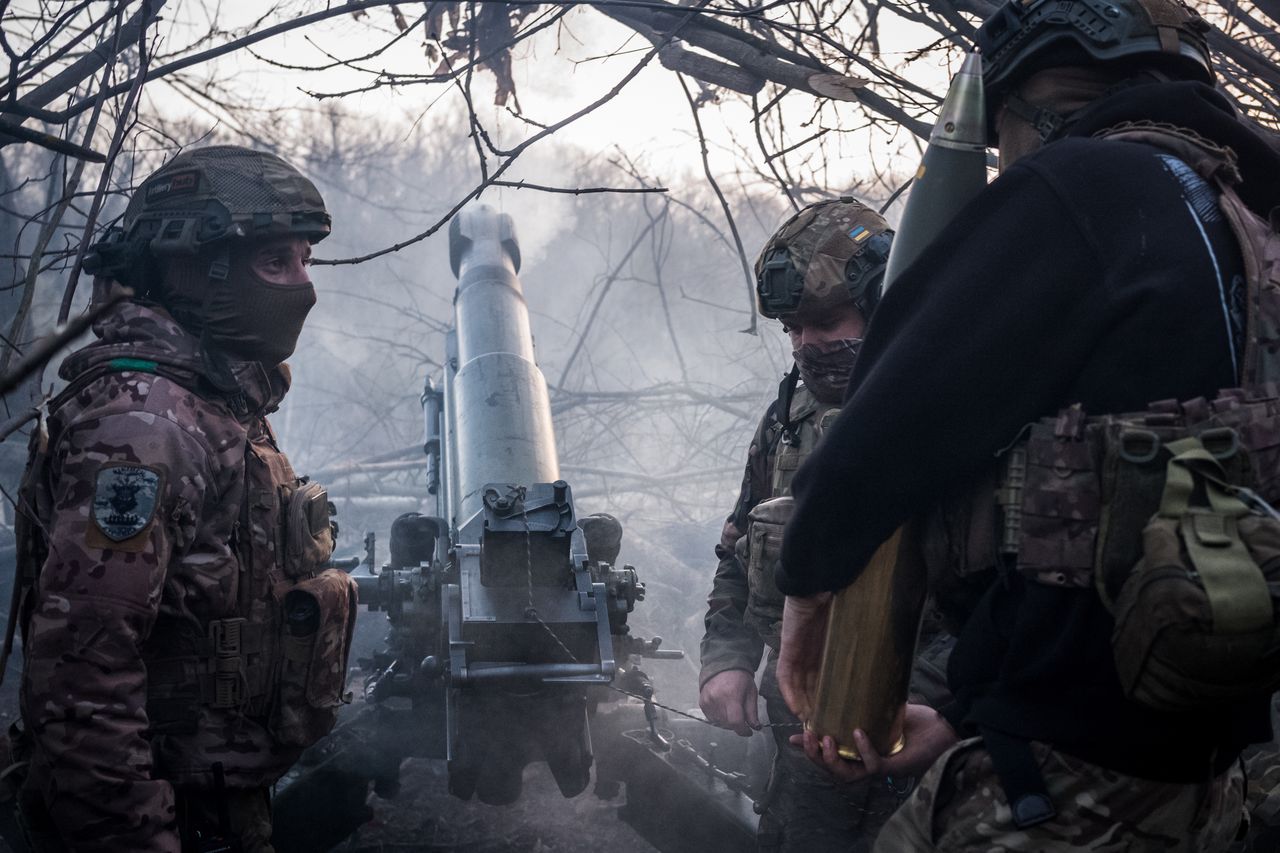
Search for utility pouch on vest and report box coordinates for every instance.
[269,569,357,746]
[1111,435,1280,712]
[280,478,336,579]
[1016,414,1101,588]
[743,496,793,646]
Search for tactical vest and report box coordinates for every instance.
[9,361,356,751]
[742,385,841,646]
[922,122,1280,708]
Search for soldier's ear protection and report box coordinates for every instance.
[844,229,893,319]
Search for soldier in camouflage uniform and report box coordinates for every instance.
[699,198,953,852]
[775,0,1280,849]
[6,146,358,852]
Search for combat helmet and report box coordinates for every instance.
[85,145,330,292]
[755,197,892,323]
[977,0,1213,135]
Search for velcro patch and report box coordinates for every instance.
[92,464,161,542]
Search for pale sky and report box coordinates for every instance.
[139,1,959,209]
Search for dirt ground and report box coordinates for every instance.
[338,758,658,853]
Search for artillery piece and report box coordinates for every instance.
[272,206,709,851]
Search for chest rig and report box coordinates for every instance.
[923,124,1280,695]
[148,406,354,747]
[742,378,841,646]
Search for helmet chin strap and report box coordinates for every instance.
[1001,94,1070,142]
[196,245,242,396]
[1003,68,1174,143]
[776,365,801,447]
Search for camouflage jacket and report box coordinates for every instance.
[699,383,838,687]
[15,302,332,852]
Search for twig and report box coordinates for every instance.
[677,73,757,335]
[317,1,710,266]
[0,120,105,162]
[490,180,668,194]
[556,215,663,387]
[0,408,38,444]
[58,0,154,324]
[0,291,127,397]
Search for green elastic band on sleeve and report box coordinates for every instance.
[108,358,158,373]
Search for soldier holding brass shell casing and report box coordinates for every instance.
[699,197,953,852]
[776,0,1280,849]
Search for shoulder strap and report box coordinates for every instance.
[774,366,800,447]
[1096,121,1280,387]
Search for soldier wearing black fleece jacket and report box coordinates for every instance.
[773,2,1280,848]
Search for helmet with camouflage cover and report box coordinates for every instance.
[85,145,330,290]
[755,197,893,323]
[976,0,1213,135]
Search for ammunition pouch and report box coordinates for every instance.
[1110,435,1280,712]
[743,497,793,647]
[269,569,358,747]
[281,478,336,580]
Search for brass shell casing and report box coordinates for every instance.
[806,526,928,760]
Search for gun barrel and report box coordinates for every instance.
[446,205,560,524]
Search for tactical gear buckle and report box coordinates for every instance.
[1119,428,1161,464]
[1200,427,1239,460]
[213,672,242,709]
[210,618,247,709]
[212,618,245,656]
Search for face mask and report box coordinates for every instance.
[794,338,861,404]
[203,271,316,367]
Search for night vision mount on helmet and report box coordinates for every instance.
[84,145,331,293]
[977,0,1214,139]
[755,197,893,323]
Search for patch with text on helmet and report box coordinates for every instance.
[91,463,161,542]
[145,170,200,202]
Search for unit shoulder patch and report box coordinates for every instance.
[91,464,162,542]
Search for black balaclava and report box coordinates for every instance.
[158,245,315,368]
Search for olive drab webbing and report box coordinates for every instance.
[925,122,1280,711]
[741,385,841,645]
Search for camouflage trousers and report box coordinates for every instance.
[756,634,956,853]
[1233,692,1280,852]
[874,736,1247,852]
